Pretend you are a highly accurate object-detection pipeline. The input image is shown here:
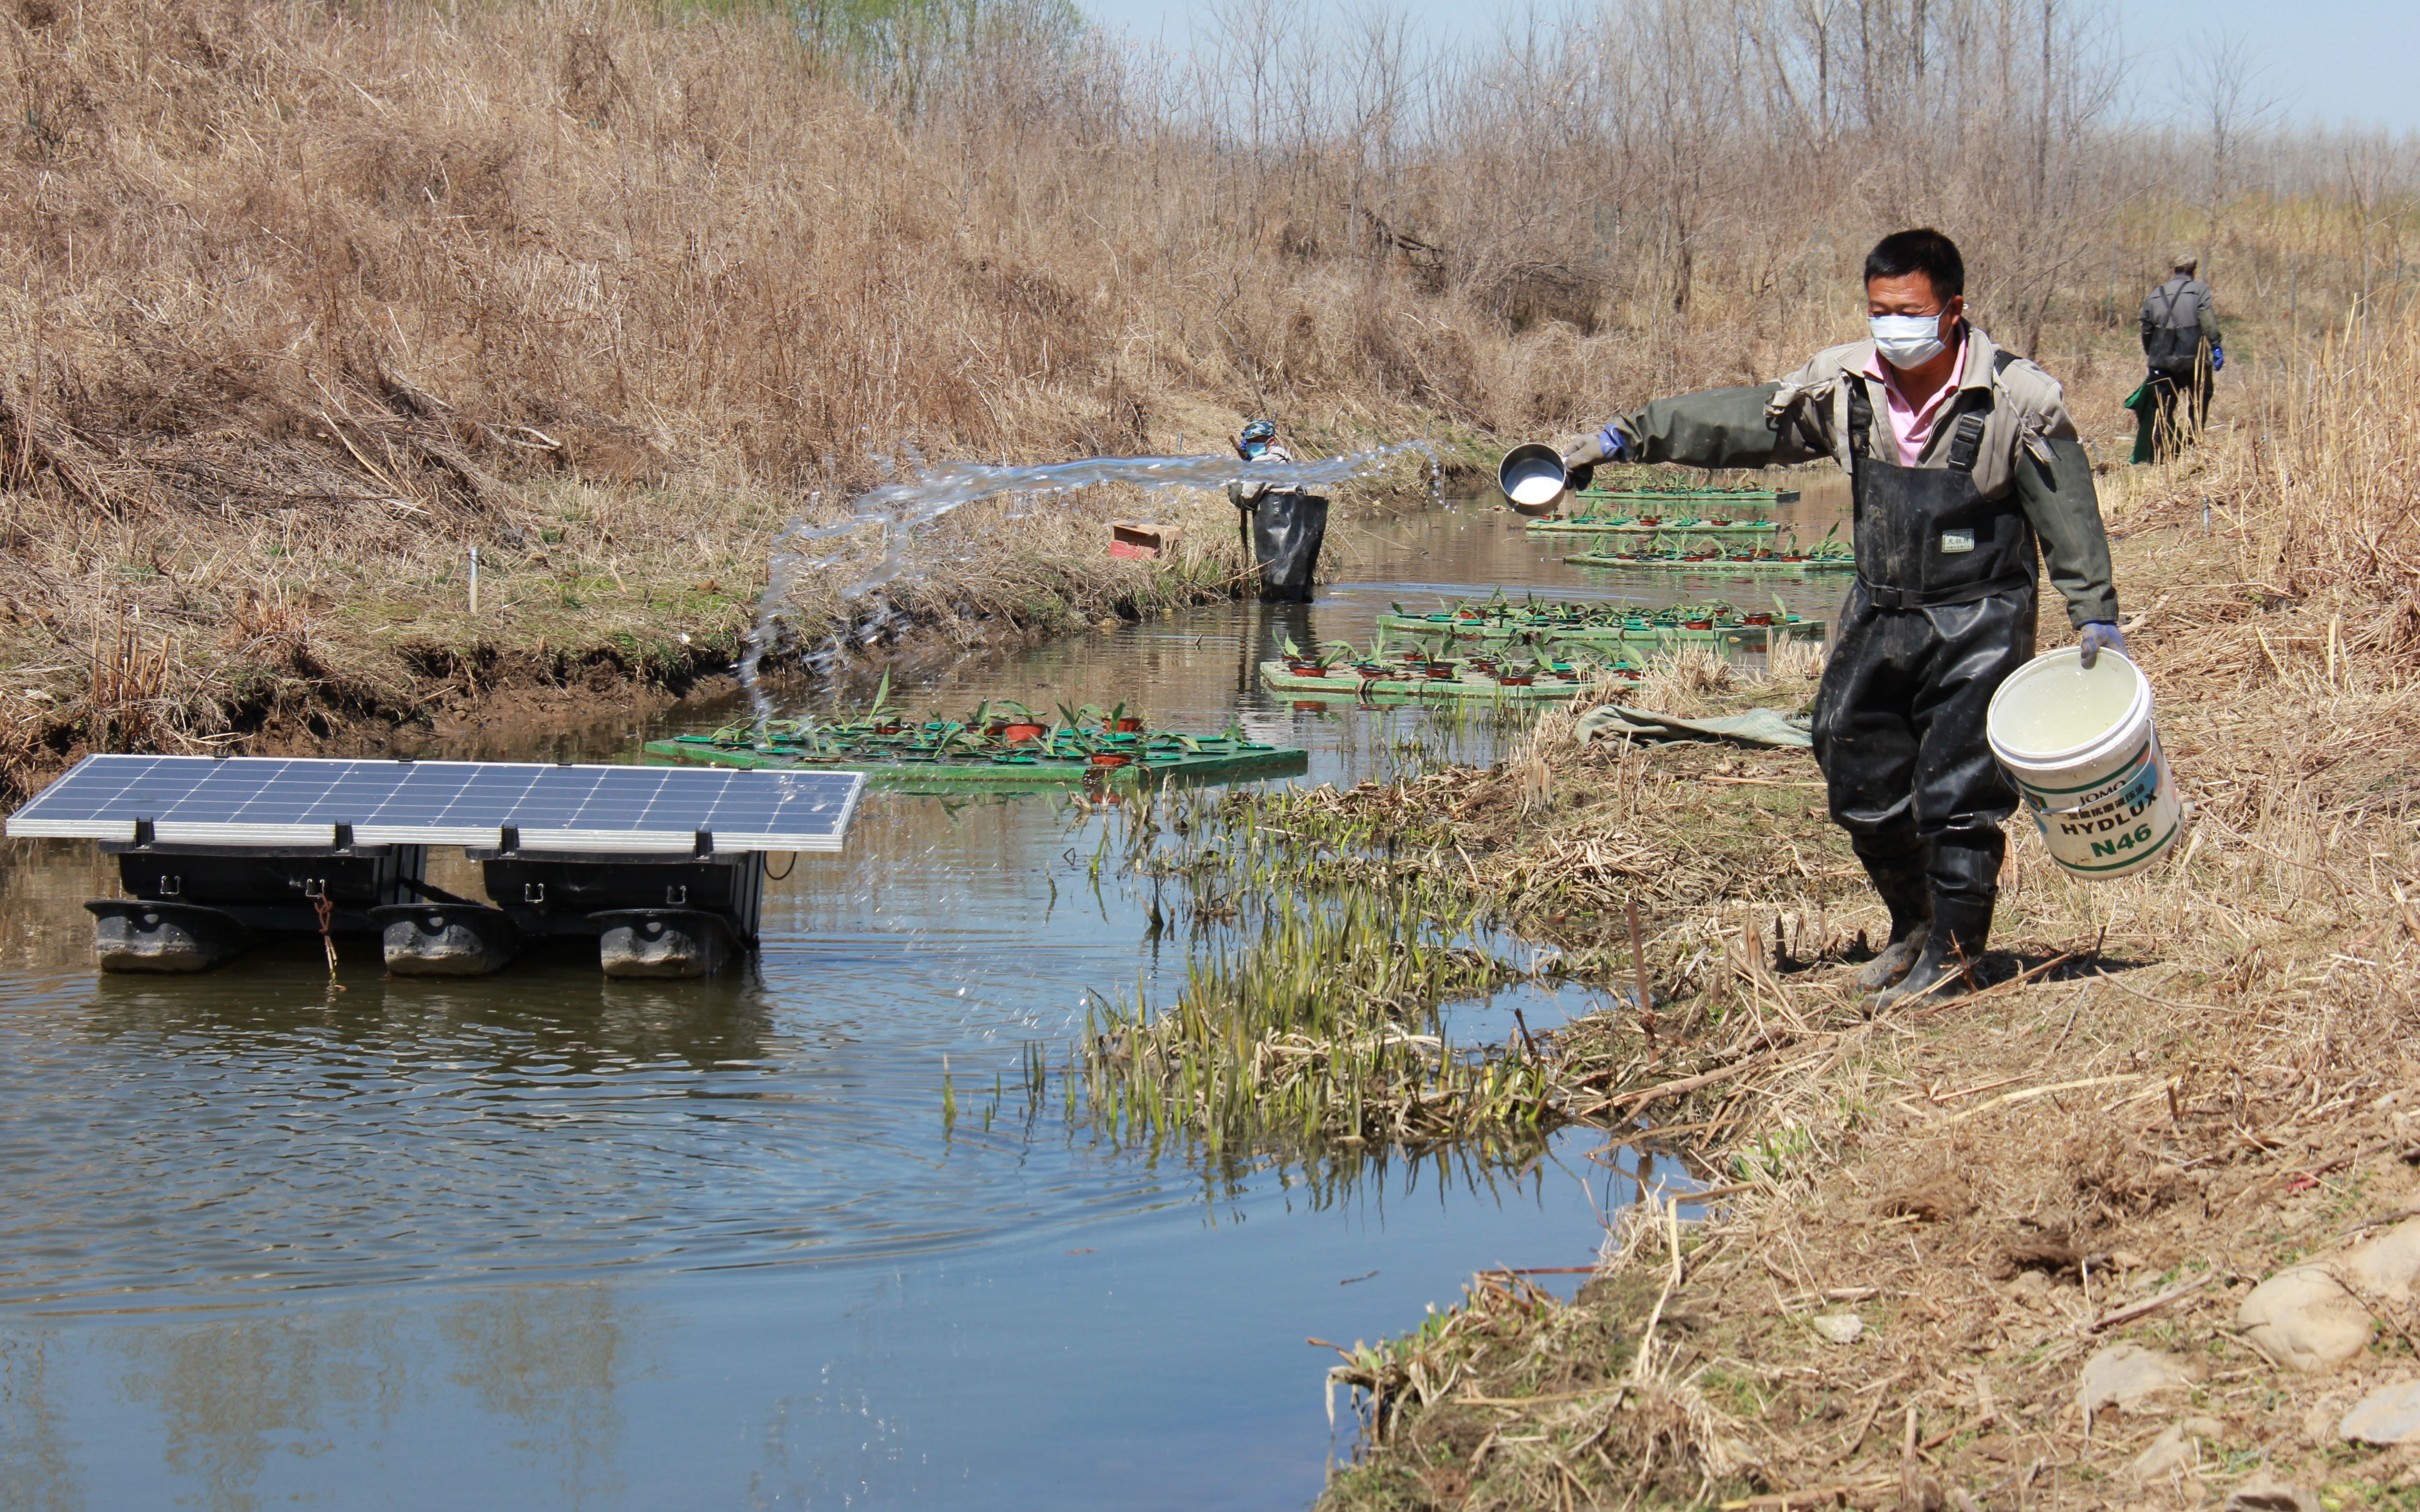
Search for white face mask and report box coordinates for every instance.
[1869,312,1947,370]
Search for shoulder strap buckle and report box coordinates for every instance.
[1946,412,1990,473]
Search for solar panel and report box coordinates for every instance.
[4,756,865,854]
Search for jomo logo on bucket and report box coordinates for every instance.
[1986,649,2185,882]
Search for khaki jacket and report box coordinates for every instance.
[1613,324,2119,626]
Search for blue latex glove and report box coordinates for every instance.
[1560,423,1636,471]
[2078,621,2127,668]
[2210,343,2225,373]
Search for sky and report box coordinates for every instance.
[1079,0,2420,135]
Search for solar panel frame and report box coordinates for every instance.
[4,755,864,853]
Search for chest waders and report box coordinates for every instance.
[1243,490,1329,603]
[1810,352,2038,1005]
[2143,279,2212,455]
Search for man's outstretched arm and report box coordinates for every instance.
[1563,381,1830,472]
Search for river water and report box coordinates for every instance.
[0,499,1843,1510]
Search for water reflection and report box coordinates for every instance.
[0,499,1763,1509]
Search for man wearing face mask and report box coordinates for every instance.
[1558,228,2124,1006]
[1226,419,1328,602]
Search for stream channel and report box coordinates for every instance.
[0,496,1844,1510]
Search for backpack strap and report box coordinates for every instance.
[1846,372,1875,468]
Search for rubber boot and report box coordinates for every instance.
[1872,837,2001,1009]
[1851,833,1932,992]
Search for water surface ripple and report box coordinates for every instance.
[0,500,1839,1510]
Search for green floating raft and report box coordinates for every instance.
[1525,515,1784,539]
[1260,656,1640,703]
[1377,602,1825,652]
[1565,545,1855,574]
[1570,486,1800,506]
[644,700,1306,789]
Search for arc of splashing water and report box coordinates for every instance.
[739,442,1438,728]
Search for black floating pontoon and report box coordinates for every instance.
[4,755,864,980]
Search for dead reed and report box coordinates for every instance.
[1314,308,2420,1507]
[3,0,2408,805]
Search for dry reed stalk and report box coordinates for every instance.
[1322,307,2420,1509]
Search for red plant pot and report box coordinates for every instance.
[1089,753,1132,769]
[1497,675,1534,687]
[1683,618,1714,630]
[1000,722,1045,744]
[1112,717,1143,733]
[1288,664,1330,678]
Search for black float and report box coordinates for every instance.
[7,755,862,980]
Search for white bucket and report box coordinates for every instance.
[1985,647,2183,881]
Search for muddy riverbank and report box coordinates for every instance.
[0,437,1489,801]
[1304,436,2420,1507]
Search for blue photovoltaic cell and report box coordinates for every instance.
[2,756,863,853]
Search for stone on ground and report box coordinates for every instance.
[2339,1378,2420,1445]
[1808,1312,1864,1344]
[2079,1344,2197,1417]
[2237,1217,2420,1373]
[2225,1479,2321,1512]
[2127,1422,2196,1480]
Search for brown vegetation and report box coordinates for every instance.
[1303,304,2420,1505]
[5,0,2412,802]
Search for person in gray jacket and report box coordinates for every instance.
[1559,228,2125,1007]
[2140,254,2222,456]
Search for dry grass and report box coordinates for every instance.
[1307,309,2420,1505]
[5,0,2402,805]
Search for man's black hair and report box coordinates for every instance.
[1864,228,1965,302]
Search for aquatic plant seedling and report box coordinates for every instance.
[1524,515,1786,538]
[1260,658,1637,702]
[1376,600,1824,652]
[1563,541,1855,573]
[1570,483,1801,504]
[645,701,1308,788]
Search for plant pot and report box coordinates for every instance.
[874,722,904,735]
[1112,717,1143,733]
[1000,722,1046,744]
[1496,675,1534,686]
[1683,619,1714,630]
[1744,614,1774,626]
[1089,753,1132,769]
[1425,668,1457,681]
[1288,664,1329,678]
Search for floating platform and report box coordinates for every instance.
[1259,659,1638,702]
[1376,607,1825,652]
[5,755,863,980]
[1525,516,1784,538]
[645,733,1307,787]
[1564,548,1856,574]
[1571,487,1799,507]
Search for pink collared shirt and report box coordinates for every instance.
[1864,335,1966,466]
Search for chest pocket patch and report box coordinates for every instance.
[1940,529,1976,553]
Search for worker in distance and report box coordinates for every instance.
[1560,229,2125,1006]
